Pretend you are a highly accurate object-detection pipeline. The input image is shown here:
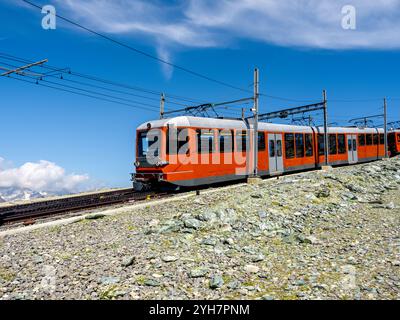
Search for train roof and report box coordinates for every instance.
[137,116,384,134]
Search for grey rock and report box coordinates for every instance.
[158,220,182,233]
[227,281,240,289]
[258,211,267,219]
[144,279,161,287]
[184,218,202,230]
[297,234,320,245]
[222,238,234,245]
[315,188,330,198]
[209,275,224,289]
[121,256,135,267]
[201,237,218,246]
[189,267,209,278]
[162,255,178,262]
[100,276,120,285]
[341,192,357,201]
[32,255,44,264]
[196,211,217,222]
[244,265,260,273]
[251,254,265,263]
[385,202,395,209]
[85,213,106,220]
[294,279,306,286]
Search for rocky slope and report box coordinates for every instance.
[0,159,399,300]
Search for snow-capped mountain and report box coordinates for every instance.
[0,187,52,203]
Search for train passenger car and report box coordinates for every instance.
[388,130,400,156]
[131,116,386,190]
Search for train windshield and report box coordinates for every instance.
[138,131,159,157]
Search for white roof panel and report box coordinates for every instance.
[137,116,385,134]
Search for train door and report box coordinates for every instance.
[268,134,284,175]
[347,134,358,164]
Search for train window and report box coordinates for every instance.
[305,134,313,157]
[318,134,325,156]
[353,139,357,151]
[285,133,295,159]
[219,130,234,153]
[295,133,304,158]
[236,131,248,152]
[138,131,149,157]
[348,139,352,153]
[373,134,379,145]
[139,130,160,157]
[166,128,189,155]
[329,134,337,155]
[358,134,366,146]
[380,134,384,145]
[277,140,282,157]
[397,134,400,142]
[197,129,215,154]
[366,134,373,145]
[338,134,346,154]
[269,140,275,157]
[258,132,266,151]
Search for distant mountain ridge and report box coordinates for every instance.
[0,187,52,203]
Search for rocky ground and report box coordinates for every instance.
[0,159,399,300]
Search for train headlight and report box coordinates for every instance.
[156,160,169,167]
[134,161,140,167]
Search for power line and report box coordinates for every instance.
[0,59,166,110]
[21,1,326,103]
[4,75,160,113]
[329,98,383,103]
[259,93,320,103]
[21,0,256,95]
[0,52,205,104]
[0,59,247,117]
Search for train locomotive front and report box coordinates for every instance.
[131,116,254,191]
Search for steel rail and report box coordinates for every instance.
[0,188,157,225]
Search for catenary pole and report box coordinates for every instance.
[252,68,259,176]
[323,90,329,166]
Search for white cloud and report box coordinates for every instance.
[156,45,174,79]
[0,158,90,193]
[51,0,400,51]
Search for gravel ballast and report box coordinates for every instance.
[0,159,399,300]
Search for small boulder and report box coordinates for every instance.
[184,218,202,229]
[244,265,260,273]
[209,275,224,289]
[189,268,209,278]
[121,256,135,267]
[162,255,178,263]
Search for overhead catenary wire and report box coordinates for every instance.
[1,58,254,117]
[0,52,206,105]
[20,1,327,103]
[21,0,256,95]
[6,75,161,113]
[0,60,167,111]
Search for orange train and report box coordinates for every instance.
[132,116,388,191]
[388,130,400,156]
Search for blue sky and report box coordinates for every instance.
[0,0,400,191]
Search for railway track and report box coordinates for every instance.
[0,188,157,226]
